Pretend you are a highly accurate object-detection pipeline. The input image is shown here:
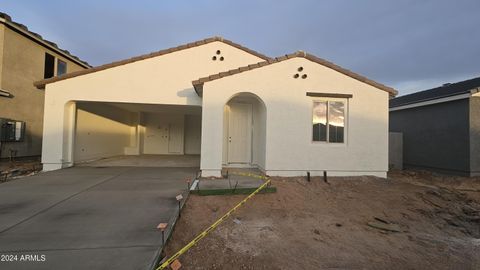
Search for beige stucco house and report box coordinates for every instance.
[0,12,89,159]
[35,37,397,177]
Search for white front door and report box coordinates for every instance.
[227,103,252,163]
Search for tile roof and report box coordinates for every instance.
[34,36,270,89]
[0,12,90,68]
[0,88,13,97]
[192,51,397,96]
[389,76,480,108]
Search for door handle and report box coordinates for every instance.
[228,137,232,142]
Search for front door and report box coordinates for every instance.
[227,103,252,163]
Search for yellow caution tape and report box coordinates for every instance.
[156,177,271,270]
[227,171,269,180]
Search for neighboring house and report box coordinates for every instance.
[0,12,89,159]
[35,37,396,177]
[390,77,480,176]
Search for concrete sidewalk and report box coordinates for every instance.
[0,166,197,270]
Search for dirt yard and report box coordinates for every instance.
[164,171,480,269]
[0,157,42,182]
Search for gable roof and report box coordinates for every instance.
[34,36,270,89]
[192,51,397,97]
[390,76,480,108]
[0,12,90,68]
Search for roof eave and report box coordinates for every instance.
[193,83,203,97]
[390,88,477,108]
[0,17,90,69]
[33,36,271,89]
[193,51,398,97]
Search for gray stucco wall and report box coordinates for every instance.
[389,132,403,170]
[390,99,470,175]
[470,96,480,176]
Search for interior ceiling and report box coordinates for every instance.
[79,101,202,115]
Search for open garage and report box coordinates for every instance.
[73,101,201,167]
[36,37,268,172]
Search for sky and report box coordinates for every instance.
[2,0,479,96]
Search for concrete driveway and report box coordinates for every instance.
[0,166,197,270]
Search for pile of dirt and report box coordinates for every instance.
[164,172,480,269]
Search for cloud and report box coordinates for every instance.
[2,0,479,95]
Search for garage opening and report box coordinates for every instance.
[73,101,201,167]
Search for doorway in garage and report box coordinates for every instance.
[73,101,201,167]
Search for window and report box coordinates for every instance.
[44,53,55,79]
[57,59,67,76]
[312,100,345,143]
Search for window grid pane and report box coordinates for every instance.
[312,101,327,141]
[312,100,345,143]
[328,101,345,143]
[57,59,67,76]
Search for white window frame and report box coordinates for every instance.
[311,98,348,144]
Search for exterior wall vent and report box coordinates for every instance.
[212,50,225,61]
[294,67,307,79]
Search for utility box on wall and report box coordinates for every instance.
[0,118,26,142]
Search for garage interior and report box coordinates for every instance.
[74,101,201,167]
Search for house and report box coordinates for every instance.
[390,77,480,176]
[0,12,90,159]
[35,37,396,177]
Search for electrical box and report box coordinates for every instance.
[0,118,25,142]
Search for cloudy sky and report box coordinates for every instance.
[2,0,479,95]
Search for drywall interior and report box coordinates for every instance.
[185,114,202,154]
[143,113,185,155]
[74,102,134,162]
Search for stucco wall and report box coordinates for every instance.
[185,114,201,154]
[252,98,266,169]
[143,113,184,155]
[470,96,480,176]
[74,103,134,162]
[42,41,264,170]
[390,99,470,175]
[201,57,390,177]
[0,25,4,88]
[0,25,86,158]
[388,132,403,170]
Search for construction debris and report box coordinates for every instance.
[367,221,402,233]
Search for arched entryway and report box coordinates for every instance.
[223,92,266,170]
